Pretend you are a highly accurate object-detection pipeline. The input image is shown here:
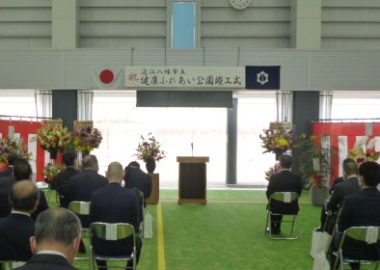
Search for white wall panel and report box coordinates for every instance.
[201,0,291,48]
[1,49,380,91]
[0,2,51,49]
[322,0,380,49]
[79,0,166,48]
[202,38,290,48]
[80,38,166,48]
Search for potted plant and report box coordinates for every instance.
[348,137,380,165]
[37,124,72,160]
[43,163,66,190]
[295,135,332,206]
[259,123,296,160]
[74,126,103,156]
[135,133,165,173]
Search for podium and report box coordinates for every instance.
[146,173,159,204]
[177,156,209,205]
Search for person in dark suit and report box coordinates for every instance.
[55,151,80,208]
[0,180,39,261]
[329,158,356,195]
[13,208,82,270]
[0,153,18,178]
[319,159,360,233]
[266,154,303,234]
[124,161,152,207]
[0,153,19,189]
[327,161,360,212]
[61,154,107,228]
[0,159,48,220]
[90,161,142,270]
[331,161,380,270]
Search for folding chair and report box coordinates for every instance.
[265,191,299,240]
[68,201,91,262]
[333,226,380,270]
[137,191,144,239]
[323,209,338,234]
[0,261,25,270]
[90,222,137,270]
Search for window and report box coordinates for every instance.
[0,90,37,118]
[92,91,226,185]
[172,1,196,48]
[332,91,380,119]
[237,92,277,185]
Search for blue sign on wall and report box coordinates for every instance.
[245,66,280,90]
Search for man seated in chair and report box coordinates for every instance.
[266,154,302,235]
[0,159,48,220]
[55,151,80,208]
[90,161,142,270]
[0,181,39,262]
[124,161,152,207]
[14,208,82,270]
[330,161,380,270]
[319,158,360,234]
[61,155,107,228]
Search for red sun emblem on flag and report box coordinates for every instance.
[99,69,114,84]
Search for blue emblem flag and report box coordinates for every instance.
[245,66,280,90]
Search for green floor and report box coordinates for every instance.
[46,189,321,270]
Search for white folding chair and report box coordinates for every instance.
[265,191,299,240]
[0,261,25,270]
[68,201,91,263]
[90,222,137,270]
[333,226,380,270]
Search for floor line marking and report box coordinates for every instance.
[157,203,166,270]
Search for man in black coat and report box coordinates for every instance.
[0,153,18,178]
[0,181,39,261]
[61,154,107,228]
[90,161,141,270]
[0,159,48,220]
[124,161,152,206]
[319,159,360,233]
[266,154,302,234]
[55,151,80,208]
[14,208,82,270]
[327,161,360,212]
[331,161,380,270]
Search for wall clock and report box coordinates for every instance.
[229,0,252,10]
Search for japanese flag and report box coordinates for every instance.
[90,66,125,89]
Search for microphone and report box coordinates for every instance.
[191,142,194,156]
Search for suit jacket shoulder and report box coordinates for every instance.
[0,213,34,261]
[0,175,15,190]
[339,188,380,232]
[14,254,79,270]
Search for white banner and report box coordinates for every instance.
[125,66,245,89]
[28,134,37,183]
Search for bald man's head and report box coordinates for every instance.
[106,162,124,182]
[9,180,39,213]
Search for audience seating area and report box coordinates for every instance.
[42,189,320,270]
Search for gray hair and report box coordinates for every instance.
[34,208,82,246]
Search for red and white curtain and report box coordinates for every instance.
[313,122,380,187]
[0,120,45,182]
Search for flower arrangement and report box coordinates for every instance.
[259,124,296,156]
[0,137,31,163]
[74,126,103,153]
[44,163,66,184]
[294,135,333,188]
[348,137,380,165]
[265,161,280,181]
[135,133,166,162]
[37,125,72,153]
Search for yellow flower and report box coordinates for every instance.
[277,137,289,147]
